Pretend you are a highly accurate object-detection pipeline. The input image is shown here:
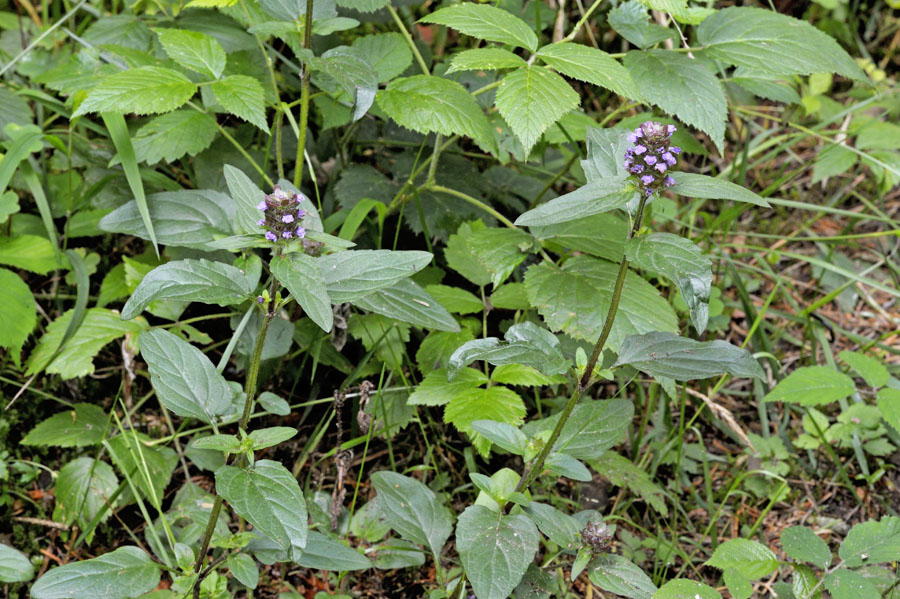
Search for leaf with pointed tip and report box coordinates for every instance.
[537,43,640,100]
[588,554,657,599]
[652,579,721,599]
[0,268,35,365]
[516,181,631,226]
[0,544,34,583]
[271,254,333,332]
[780,526,832,568]
[319,250,433,303]
[762,366,855,406]
[296,531,372,570]
[73,66,197,116]
[351,279,459,332]
[448,321,569,379]
[156,28,226,79]
[839,516,900,567]
[131,109,217,165]
[31,546,159,599]
[420,4,538,51]
[705,538,777,579]
[614,332,764,381]
[371,471,454,557]
[448,48,527,73]
[669,172,769,207]
[22,403,107,448]
[212,75,268,132]
[313,47,377,122]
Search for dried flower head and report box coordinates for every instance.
[581,520,613,554]
[259,185,308,243]
[623,121,681,196]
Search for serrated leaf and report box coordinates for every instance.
[352,278,459,332]
[313,47,377,122]
[448,321,569,379]
[0,544,34,583]
[408,367,487,407]
[0,268,35,365]
[763,366,855,406]
[106,430,177,506]
[425,284,483,314]
[131,109,218,164]
[31,546,159,599]
[824,569,878,599]
[652,579,721,599]
[457,505,540,599]
[420,4,537,51]
[877,388,900,434]
[223,163,266,236]
[624,50,726,152]
[697,7,865,80]
[0,234,65,274]
[669,172,769,207]
[448,48,527,73]
[296,531,372,570]
[371,471,454,556]
[52,457,118,531]
[271,253,333,332]
[731,68,800,105]
[156,28,226,79]
[812,144,857,183]
[22,404,107,447]
[216,460,308,561]
[515,181,631,226]
[705,538,777,579]
[839,350,889,388]
[491,363,563,386]
[495,66,579,155]
[607,1,675,49]
[838,516,900,567]
[73,66,197,116]
[588,554,657,599]
[212,75,268,131]
[781,526,832,568]
[724,569,753,599]
[444,386,527,450]
[377,75,496,154]
[350,33,411,83]
[614,332,764,381]
[319,249,433,302]
[140,328,234,423]
[537,43,640,100]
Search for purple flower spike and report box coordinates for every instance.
[662,152,676,166]
[257,219,265,226]
[644,155,657,165]
[655,163,667,173]
[282,214,295,224]
[624,120,682,196]
[665,176,675,187]
[265,231,277,242]
[282,231,292,239]
[257,201,267,211]
[633,145,647,155]
[296,226,306,238]
[641,175,654,185]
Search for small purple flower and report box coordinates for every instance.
[630,165,644,173]
[670,146,682,154]
[633,145,647,155]
[257,219,265,226]
[297,209,305,218]
[282,231,292,239]
[641,175,654,185]
[655,163,667,173]
[666,124,676,134]
[662,152,676,166]
[265,231,277,242]
[257,296,264,303]
[296,226,306,238]
[257,201,267,210]
[665,176,675,187]
[644,155,658,165]
[282,214,295,224]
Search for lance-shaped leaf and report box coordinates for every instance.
[448,48,527,73]
[371,471,454,557]
[614,332,764,381]
[762,366,855,406]
[515,179,631,226]
[351,278,459,332]
[669,172,769,207]
[525,399,633,460]
[296,531,372,571]
[271,253,333,332]
[140,328,234,423]
[319,249,433,302]
[122,259,252,320]
[448,321,569,379]
[31,546,160,599]
[626,233,712,333]
[216,460,308,561]
[224,164,266,236]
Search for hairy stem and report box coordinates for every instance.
[292,0,315,188]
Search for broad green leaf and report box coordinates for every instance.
[590,452,668,516]
[456,505,540,599]
[491,283,531,310]
[258,391,290,416]
[416,329,476,371]
[156,28,226,79]
[408,367,487,407]
[223,163,266,236]
[0,191,20,223]
[0,544,34,583]
[448,48,527,73]
[524,256,678,350]
[763,366,855,406]
[705,538,777,579]
[495,66,579,155]
[614,332,764,381]
[350,33,411,83]
[319,249,433,302]
[31,546,159,599]
[352,279,459,332]
[724,569,753,599]
[52,457,118,531]
[216,460,308,560]
[296,531,372,571]
[420,4,538,51]
[73,66,197,116]
[0,234,64,274]
[626,233,712,332]
[425,284,483,315]
[465,227,534,287]
[140,328,234,423]
[515,564,555,599]
[106,431,177,505]
[588,554,657,599]
[26,308,145,379]
[731,68,800,105]
[652,579,721,599]
[445,386,527,455]
[131,109,218,164]
[824,569,879,599]
[515,181,631,226]
[22,403,107,447]
[0,268,35,364]
[523,501,581,549]
[444,221,493,286]
[669,172,769,207]
[491,363,564,386]
[526,399,633,460]
[838,516,900,567]
[624,50,726,152]
[607,1,675,49]
[812,144,858,183]
[582,127,631,181]
[313,47,377,122]
[530,212,628,261]
[370,538,426,570]
[122,259,252,320]
[211,75,268,131]
[697,7,865,80]
[249,426,297,449]
[471,420,527,455]
[781,526,832,568]
[377,75,496,154]
[191,434,241,452]
[347,313,410,370]
[839,350,889,388]
[448,321,569,379]
[537,43,640,100]
[271,253,333,332]
[99,190,235,249]
[877,388,900,434]
[257,0,335,22]
[371,471,454,556]
[227,553,258,589]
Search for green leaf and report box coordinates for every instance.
[588,554,657,599]
[106,430,177,505]
[258,391,290,416]
[491,363,564,386]
[122,259,252,320]
[22,403,107,447]
[445,386,527,454]
[319,249,433,302]
[607,1,675,49]
[156,28,225,79]
[0,124,42,197]
[652,579,721,599]
[471,420,527,455]
[371,471,454,556]
[723,569,752,599]
[705,538,777,579]
[515,182,631,226]
[812,144,858,183]
[131,109,218,164]
[352,279,460,332]
[227,553,258,589]
[140,328,234,423]
[669,172,770,207]
[191,434,241,452]
[249,426,297,449]
[0,268,35,365]
[0,191,20,223]
[271,253,333,333]
[545,452,591,481]
[408,367,487,407]
[537,43,640,100]
[624,50,726,152]
[465,227,534,288]
[781,526,832,568]
[223,163,266,236]
[591,452,668,516]
[491,282,531,311]
[524,256,678,350]
[448,321,569,379]
[528,399,633,460]
[313,47,377,122]
[347,313,410,370]
[31,546,159,599]
[731,69,800,105]
[216,460,308,561]
[763,366,855,406]
[838,516,900,567]
[448,48,527,73]
[456,505,540,599]
[877,388,900,434]
[26,308,145,379]
[626,233,712,332]
[444,221,493,286]
[839,350,889,388]
[420,4,538,51]
[0,544,34,583]
[425,284,483,315]
[377,75,496,154]
[495,66,579,155]
[52,457,118,531]
[350,33,411,83]
[211,75,268,132]
[73,66,197,116]
[614,332,764,381]
[296,531,372,571]
[0,234,65,274]
[523,501,581,549]
[582,127,631,181]
[697,6,865,80]
[824,569,879,599]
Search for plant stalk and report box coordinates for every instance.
[292,0,315,188]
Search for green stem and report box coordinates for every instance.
[425,133,442,185]
[388,5,429,75]
[292,0,315,188]
[426,184,518,229]
[561,0,604,42]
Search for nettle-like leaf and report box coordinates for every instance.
[31,546,159,599]
[106,431,177,506]
[73,66,197,116]
[53,457,118,531]
[408,367,488,407]
[838,516,900,567]
[350,33,412,82]
[312,47,377,122]
[607,1,675,49]
[420,4,538,51]
[131,109,218,164]
[271,253,333,332]
[536,43,641,100]
[22,403,107,447]
[371,471,454,557]
[156,28,226,79]
[447,48,526,73]
[877,388,900,434]
[0,234,65,275]
[0,267,36,365]
[448,321,569,379]
[839,350,889,388]
[211,75,268,131]
[614,332,764,381]
[763,365,856,406]
[525,399,633,461]
[824,569,879,599]
[705,538,777,580]
[445,386,527,456]
[780,526,832,568]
